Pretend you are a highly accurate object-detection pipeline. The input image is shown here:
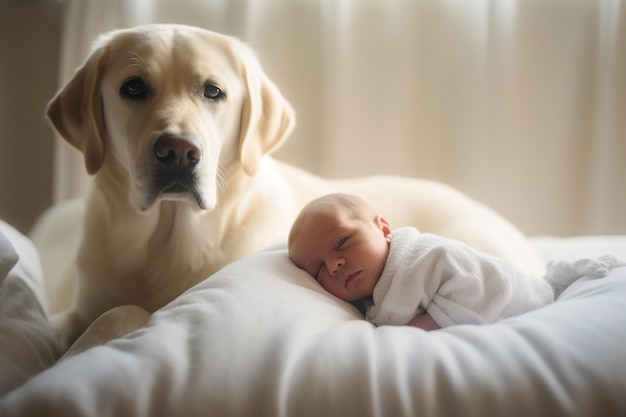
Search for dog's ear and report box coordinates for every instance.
[239,55,295,176]
[46,47,109,175]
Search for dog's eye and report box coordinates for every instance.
[204,83,224,100]
[120,77,149,100]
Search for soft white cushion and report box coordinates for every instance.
[1,246,625,416]
[533,234,626,262]
[0,222,60,397]
[0,227,19,284]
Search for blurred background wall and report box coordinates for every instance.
[1,0,625,237]
[0,0,60,234]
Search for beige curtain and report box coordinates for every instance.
[54,0,626,236]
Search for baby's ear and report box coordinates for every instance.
[376,216,393,239]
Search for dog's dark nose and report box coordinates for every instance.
[154,134,202,169]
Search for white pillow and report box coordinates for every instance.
[0,226,19,284]
[1,248,626,416]
[0,222,61,397]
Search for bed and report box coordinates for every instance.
[1,200,626,416]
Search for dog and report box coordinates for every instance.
[46,24,541,354]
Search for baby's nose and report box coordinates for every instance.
[327,257,344,275]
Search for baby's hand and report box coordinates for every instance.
[407,313,440,331]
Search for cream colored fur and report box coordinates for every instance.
[46,24,541,356]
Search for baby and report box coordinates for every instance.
[288,193,624,330]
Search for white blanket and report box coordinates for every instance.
[366,228,624,328]
[0,227,19,282]
[2,215,626,416]
[0,222,60,396]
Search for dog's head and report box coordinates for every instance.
[47,24,295,211]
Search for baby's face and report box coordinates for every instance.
[289,206,391,302]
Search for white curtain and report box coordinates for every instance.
[53,0,626,236]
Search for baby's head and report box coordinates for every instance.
[288,193,392,302]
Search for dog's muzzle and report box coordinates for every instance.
[144,133,208,210]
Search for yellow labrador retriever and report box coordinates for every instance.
[47,24,541,354]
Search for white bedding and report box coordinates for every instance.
[1,216,626,416]
[0,222,60,397]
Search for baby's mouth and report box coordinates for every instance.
[344,271,361,288]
